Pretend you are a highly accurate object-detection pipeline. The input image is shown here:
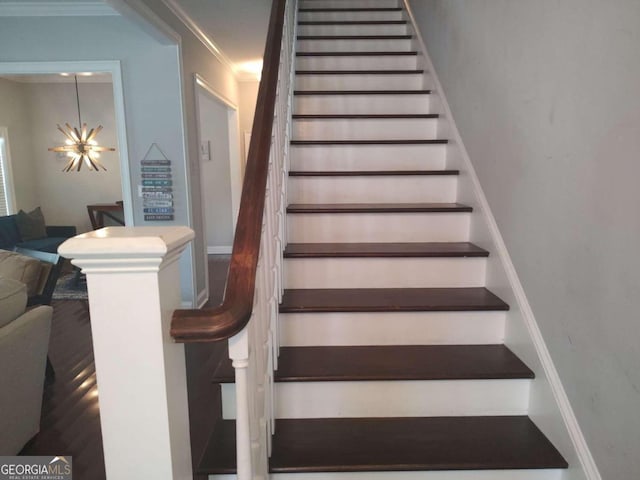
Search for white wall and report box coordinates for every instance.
[409,1,640,478]
[25,81,122,232]
[239,80,260,158]
[197,88,234,249]
[0,78,38,211]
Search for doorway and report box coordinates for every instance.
[194,75,242,303]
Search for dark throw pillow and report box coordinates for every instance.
[16,207,47,241]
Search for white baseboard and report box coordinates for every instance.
[207,246,232,255]
[402,2,600,480]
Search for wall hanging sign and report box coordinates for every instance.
[140,143,174,221]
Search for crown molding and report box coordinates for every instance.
[160,0,237,78]
[0,1,118,17]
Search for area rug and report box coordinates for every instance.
[52,272,88,301]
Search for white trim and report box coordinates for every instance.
[0,127,17,215]
[0,1,117,17]
[0,61,134,227]
[106,0,181,45]
[196,288,209,309]
[160,0,237,77]
[208,246,232,255]
[195,74,238,110]
[402,2,601,480]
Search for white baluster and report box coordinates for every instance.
[229,328,252,480]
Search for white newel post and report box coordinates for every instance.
[58,226,195,480]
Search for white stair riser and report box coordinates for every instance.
[295,93,429,115]
[288,175,455,203]
[300,0,400,9]
[211,470,564,480]
[293,117,438,140]
[284,257,485,289]
[290,144,447,171]
[297,38,411,52]
[296,54,417,71]
[280,311,506,346]
[298,23,408,36]
[287,212,470,243]
[299,11,404,22]
[222,379,530,419]
[296,73,424,90]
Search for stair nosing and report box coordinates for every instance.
[292,113,437,118]
[298,35,412,40]
[288,169,457,176]
[282,241,487,258]
[299,7,404,12]
[286,202,471,214]
[299,20,408,25]
[296,51,417,56]
[294,89,430,95]
[295,69,424,75]
[290,139,448,145]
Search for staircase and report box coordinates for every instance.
[199,0,569,478]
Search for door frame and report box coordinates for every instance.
[0,60,134,225]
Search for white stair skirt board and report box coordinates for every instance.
[297,39,412,53]
[294,92,429,115]
[280,311,506,347]
[298,23,409,36]
[290,144,447,171]
[295,73,425,91]
[284,257,486,289]
[299,11,405,22]
[287,212,470,243]
[288,175,455,203]
[296,54,417,71]
[300,0,401,9]
[292,117,439,140]
[211,471,564,480]
[221,379,530,419]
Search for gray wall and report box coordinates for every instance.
[409,1,640,478]
[0,78,38,210]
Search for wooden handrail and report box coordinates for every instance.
[170,0,287,343]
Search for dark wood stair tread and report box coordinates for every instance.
[296,69,424,75]
[291,139,448,145]
[199,417,568,473]
[289,170,456,176]
[287,202,471,213]
[297,51,417,56]
[292,113,437,118]
[280,287,509,312]
[295,89,429,95]
[299,20,408,25]
[212,344,533,383]
[283,241,486,257]
[277,345,534,382]
[298,35,412,40]
[300,7,404,12]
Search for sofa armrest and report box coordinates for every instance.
[46,226,77,238]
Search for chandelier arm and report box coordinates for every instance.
[74,75,82,127]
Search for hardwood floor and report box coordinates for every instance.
[20,255,231,480]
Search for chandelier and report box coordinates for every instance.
[48,75,115,172]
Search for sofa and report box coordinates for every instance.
[0,276,52,454]
[0,210,76,254]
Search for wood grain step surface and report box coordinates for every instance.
[296,69,424,75]
[287,202,471,213]
[277,345,534,382]
[211,344,533,383]
[298,35,412,40]
[299,7,403,11]
[299,20,408,25]
[289,170,456,176]
[280,287,509,312]
[291,140,447,146]
[294,89,430,94]
[199,417,568,473]
[283,241,486,257]
[292,112,437,118]
[297,51,417,56]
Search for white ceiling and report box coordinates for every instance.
[172,0,271,65]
